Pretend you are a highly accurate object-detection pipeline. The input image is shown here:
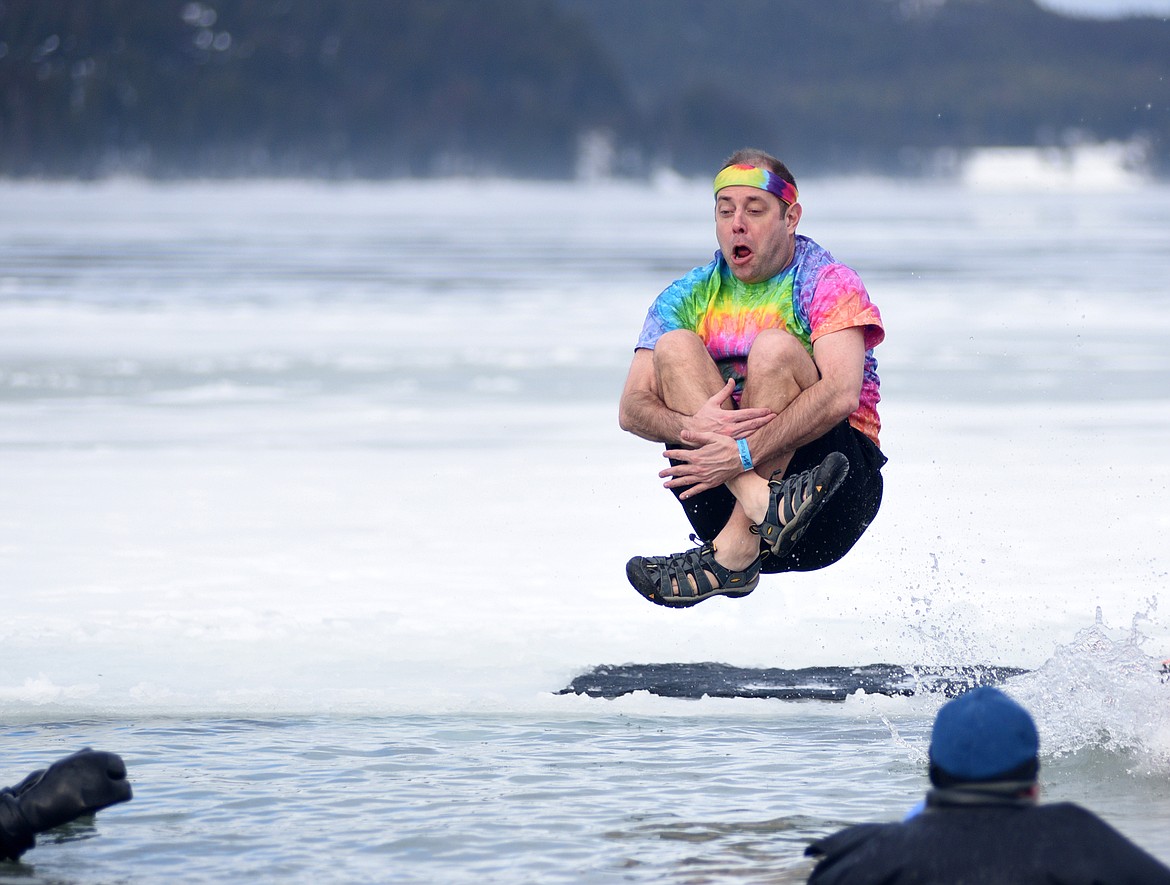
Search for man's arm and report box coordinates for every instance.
[618,348,689,443]
[661,327,867,495]
[619,348,774,445]
[741,326,866,464]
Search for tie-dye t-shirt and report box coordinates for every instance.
[635,235,884,447]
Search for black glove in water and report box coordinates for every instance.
[10,748,133,834]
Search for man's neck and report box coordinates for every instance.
[926,781,1038,809]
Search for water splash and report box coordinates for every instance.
[1003,602,1170,772]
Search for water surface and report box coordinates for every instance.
[1,177,1169,882]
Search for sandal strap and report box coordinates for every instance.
[752,452,850,556]
[641,542,760,601]
[775,468,817,524]
[645,544,715,600]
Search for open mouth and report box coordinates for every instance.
[732,245,753,261]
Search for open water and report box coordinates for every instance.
[1,175,1169,882]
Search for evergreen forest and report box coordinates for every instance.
[1,0,1167,178]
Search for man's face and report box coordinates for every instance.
[714,186,801,283]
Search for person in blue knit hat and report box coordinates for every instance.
[805,686,1170,883]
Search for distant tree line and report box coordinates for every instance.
[0,0,633,177]
[0,0,1166,179]
[567,0,1170,176]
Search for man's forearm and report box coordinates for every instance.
[745,380,854,466]
[619,391,690,444]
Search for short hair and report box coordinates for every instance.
[720,148,797,194]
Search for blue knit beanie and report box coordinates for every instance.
[929,686,1039,783]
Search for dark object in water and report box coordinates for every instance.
[558,662,1028,701]
[0,748,133,861]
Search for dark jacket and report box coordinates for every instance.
[0,791,34,861]
[806,789,1170,884]
[1,750,132,862]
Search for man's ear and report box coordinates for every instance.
[786,202,802,232]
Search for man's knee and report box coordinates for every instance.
[743,329,818,405]
[746,328,813,372]
[653,329,708,364]
[653,330,722,383]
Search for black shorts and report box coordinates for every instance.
[670,421,887,574]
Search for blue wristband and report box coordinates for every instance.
[736,438,754,472]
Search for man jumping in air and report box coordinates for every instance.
[618,148,886,607]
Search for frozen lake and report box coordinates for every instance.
[1,176,1168,882]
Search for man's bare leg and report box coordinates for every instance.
[710,328,820,567]
[649,329,818,580]
[641,331,757,596]
[630,328,852,605]
[652,329,727,417]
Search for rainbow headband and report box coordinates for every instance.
[713,163,798,205]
